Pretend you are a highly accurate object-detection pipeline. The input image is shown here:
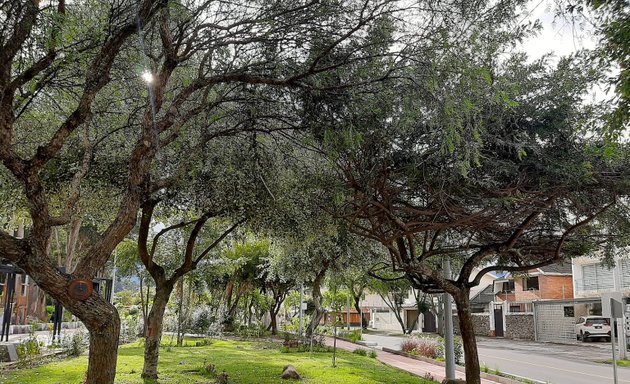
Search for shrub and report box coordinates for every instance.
[412,338,442,359]
[217,371,229,384]
[353,348,367,356]
[15,337,40,364]
[400,338,420,353]
[401,335,463,364]
[339,329,362,343]
[120,318,138,344]
[369,350,377,358]
[62,331,88,357]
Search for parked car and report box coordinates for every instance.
[575,316,611,342]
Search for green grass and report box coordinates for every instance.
[605,359,630,367]
[0,338,435,384]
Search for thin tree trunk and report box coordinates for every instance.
[454,290,481,384]
[268,308,278,334]
[141,285,173,380]
[176,279,184,347]
[352,295,368,329]
[138,276,148,337]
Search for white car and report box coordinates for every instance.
[575,316,611,342]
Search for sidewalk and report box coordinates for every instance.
[324,336,503,383]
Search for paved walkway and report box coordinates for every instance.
[324,336,503,383]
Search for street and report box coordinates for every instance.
[361,333,630,384]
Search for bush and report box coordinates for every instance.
[339,329,362,343]
[400,335,463,364]
[400,338,420,353]
[191,308,212,335]
[15,337,40,364]
[120,318,138,344]
[353,348,367,356]
[369,350,377,358]
[62,331,88,357]
[413,338,442,359]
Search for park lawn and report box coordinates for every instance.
[0,338,434,384]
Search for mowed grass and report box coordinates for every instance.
[0,338,434,384]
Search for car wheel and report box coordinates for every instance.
[576,334,580,341]
[581,332,587,342]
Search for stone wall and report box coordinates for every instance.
[452,313,491,336]
[505,313,534,340]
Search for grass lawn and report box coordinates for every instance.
[0,338,435,383]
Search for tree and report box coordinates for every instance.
[306,6,630,384]
[564,0,630,135]
[137,202,242,379]
[366,274,413,334]
[0,1,402,381]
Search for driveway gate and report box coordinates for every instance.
[533,298,601,343]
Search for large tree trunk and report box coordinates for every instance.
[84,308,120,384]
[17,253,122,384]
[454,290,481,384]
[141,285,173,380]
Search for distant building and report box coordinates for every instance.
[0,270,48,325]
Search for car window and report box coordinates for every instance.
[589,318,609,325]
[576,318,584,324]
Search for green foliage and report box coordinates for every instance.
[400,335,464,365]
[352,348,367,356]
[338,329,362,343]
[61,331,88,357]
[15,336,41,365]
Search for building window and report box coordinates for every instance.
[582,264,614,291]
[524,277,539,291]
[20,276,28,297]
[564,306,575,317]
[500,281,515,293]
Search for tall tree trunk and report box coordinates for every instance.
[306,269,326,337]
[141,285,173,380]
[454,290,481,384]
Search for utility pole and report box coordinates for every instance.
[298,283,304,337]
[443,258,456,380]
[111,252,117,304]
[347,295,351,330]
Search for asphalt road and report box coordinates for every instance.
[361,333,630,384]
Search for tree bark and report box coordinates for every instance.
[306,268,326,337]
[141,285,173,380]
[138,275,148,337]
[454,290,481,384]
[84,310,120,384]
